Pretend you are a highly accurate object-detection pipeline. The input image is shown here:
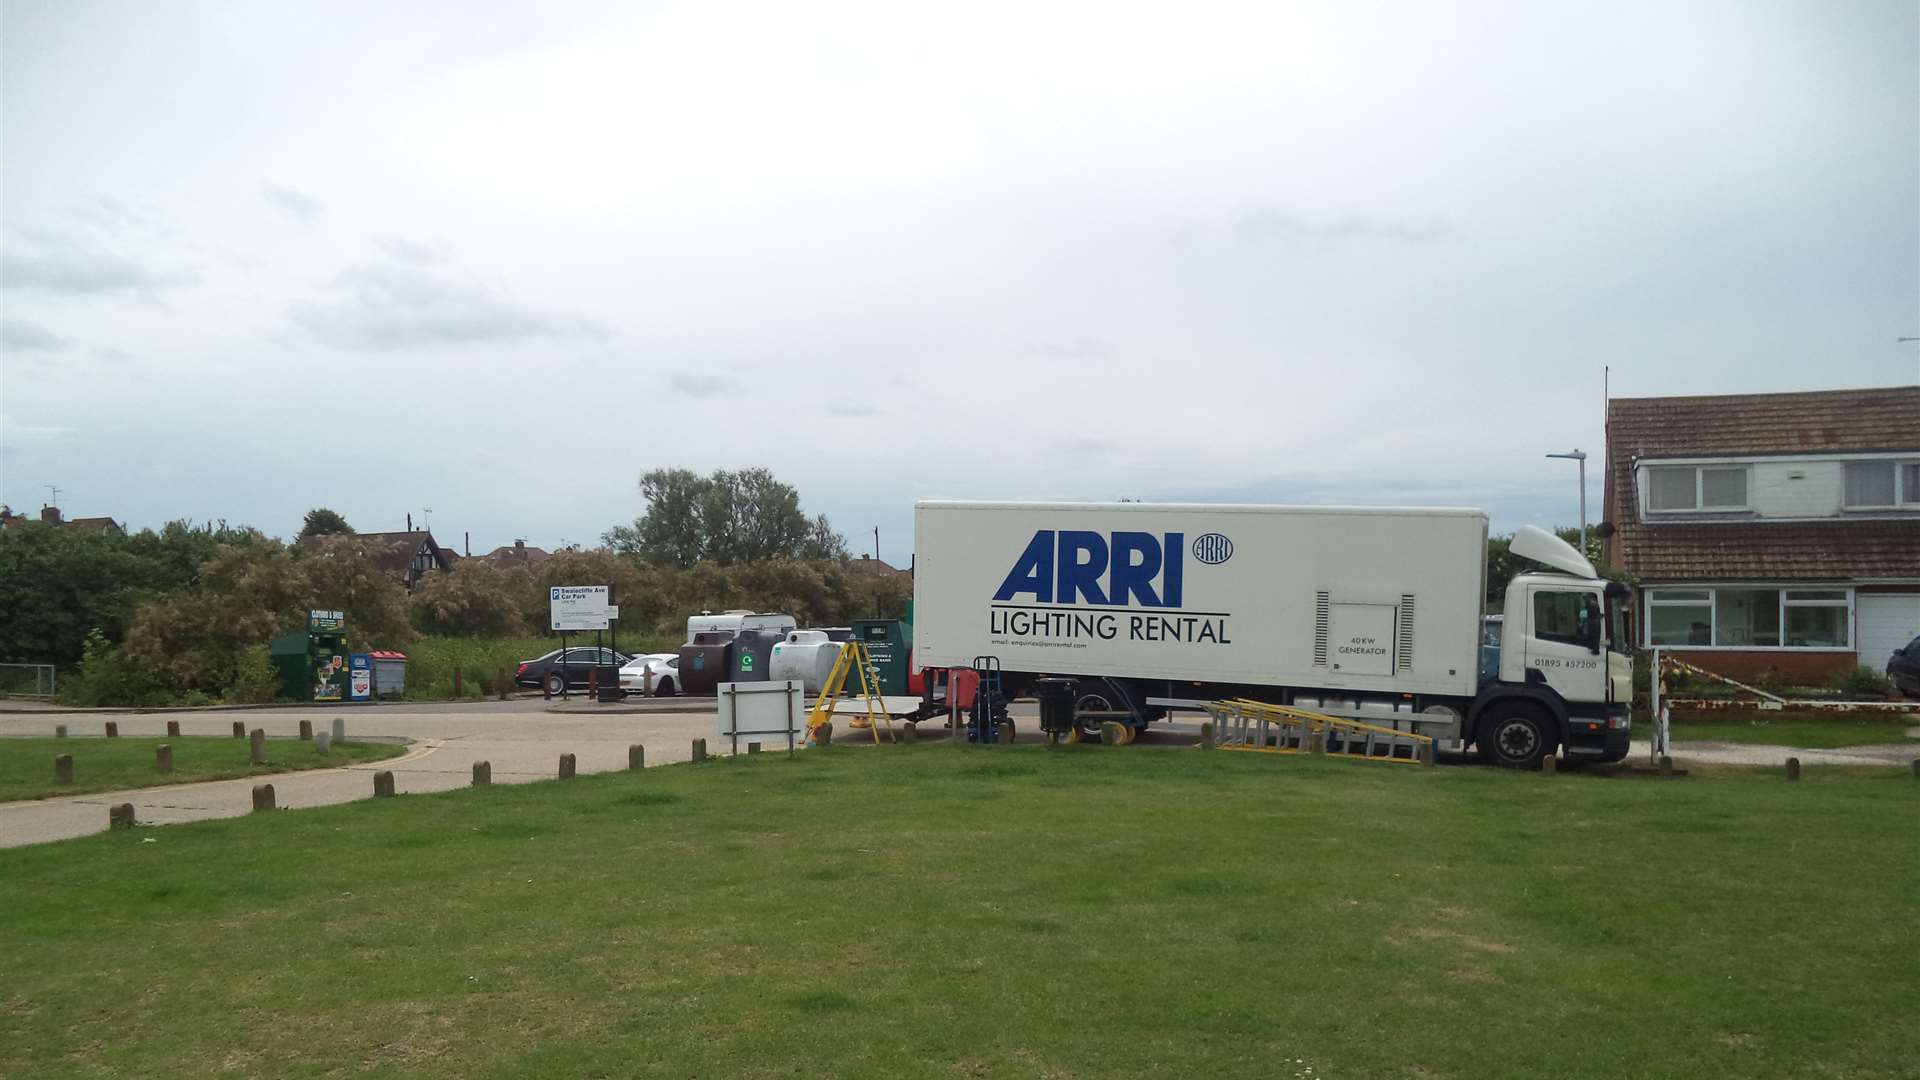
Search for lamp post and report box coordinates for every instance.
[1547,450,1588,558]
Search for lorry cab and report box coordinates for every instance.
[1476,527,1632,765]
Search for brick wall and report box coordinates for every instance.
[1660,649,1857,684]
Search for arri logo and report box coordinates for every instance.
[1192,533,1233,565]
[993,530,1187,607]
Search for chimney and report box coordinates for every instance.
[515,539,526,552]
[465,531,471,557]
[407,512,413,532]
[41,505,61,524]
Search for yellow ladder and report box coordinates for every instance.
[806,641,894,744]
[1203,699,1434,765]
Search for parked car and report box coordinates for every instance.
[1889,635,1920,700]
[515,647,634,695]
[619,653,681,696]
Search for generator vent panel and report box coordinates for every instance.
[1397,594,1416,674]
[1313,591,1331,667]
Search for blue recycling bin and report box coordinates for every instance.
[348,654,373,702]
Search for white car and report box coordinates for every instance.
[619,653,681,696]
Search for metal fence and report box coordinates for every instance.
[0,663,56,699]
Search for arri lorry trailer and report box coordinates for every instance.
[912,501,1632,767]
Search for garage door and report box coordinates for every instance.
[1857,594,1920,672]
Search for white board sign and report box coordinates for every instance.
[550,585,613,631]
[716,680,805,751]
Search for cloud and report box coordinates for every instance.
[0,319,71,352]
[827,398,881,416]
[0,240,196,296]
[373,236,450,265]
[289,261,605,351]
[1233,207,1453,246]
[261,182,325,225]
[0,411,72,443]
[1040,338,1112,361]
[665,372,732,398]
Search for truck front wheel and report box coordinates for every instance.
[1478,705,1553,769]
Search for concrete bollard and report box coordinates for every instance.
[373,771,395,797]
[55,754,73,785]
[109,803,135,830]
[1308,729,1328,755]
[1785,757,1801,782]
[331,716,345,741]
[559,753,576,779]
[166,720,181,737]
[1418,739,1436,767]
[298,719,313,740]
[1541,754,1558,774]
[55,724,67,738]
[692,738,708,763]
[997,720,1015,744]
[815,723,833,745]
[1911,758,1919,780]
[748,742,762,755]
[1200,721,1215,749]
[1659,755,1675,775]
[628,744,645,770]
[252,784,275,812]
[314,732,331,754]
[105,721,119,738]
[232,721,246,739]
[472,761,492,786]
[156,745,173,773]
[249,728,266,765]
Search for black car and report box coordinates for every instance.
[515,647,634,695]
[1889,635,1920,700]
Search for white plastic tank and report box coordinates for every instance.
[769,630,843,693]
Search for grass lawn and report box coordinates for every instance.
[2,748,1915,1079]
[1667,710,1920,749]
[0,737,406,802]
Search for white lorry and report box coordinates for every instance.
[912,501,1632,767]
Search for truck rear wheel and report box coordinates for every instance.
[1073,688,1118,743]
[1478,704,1553,769]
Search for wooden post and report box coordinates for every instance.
[902,721,917,742]
[748,742,762,754]
[452,666,463,699]
[232,721,246,739]
[54,724,67,738]
[166,720,181,737]
[472,761,492,786]
[373,771,395,797]
[156,745,173,773]
[298,719,313,740]
[587,668,598,702]
[252,784,275,812]
[1199,721,1215,750]
[692,738,707,763]
[1541,754,1558,774]
[1418,738,1436,767]
[54,754,73,785]
[1308,728,1328,755]
[109,803,135,830]
[249,728,266,765]
[559,753,576,779]
[104,721,119,738]
[497,667,510,701]
[1785,757,1801,781]
[628,744,645,770]
[1659,755,1675,775]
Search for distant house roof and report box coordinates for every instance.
[474,540,551,568]
[304,530,452,585]
[0,506,122,534]
[846,555,912,579]
[1605,386,1920,582]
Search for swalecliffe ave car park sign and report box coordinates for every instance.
[550,585,619,631]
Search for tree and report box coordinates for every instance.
[299,507,354,539]
[410,562,531,636]
[604,467,847,567]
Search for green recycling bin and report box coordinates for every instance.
[844,618,910,695]
[269,608,351,703]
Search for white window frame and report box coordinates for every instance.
[1642,464,1751,514]
[1642,584,1854,652]
[1841,459,1920,510]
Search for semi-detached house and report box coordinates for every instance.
[1603,386,1920,682]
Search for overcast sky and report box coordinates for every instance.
[2,0,1915,562]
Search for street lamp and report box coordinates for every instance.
[1546,450,1588,557]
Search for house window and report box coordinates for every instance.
[1645,587,1850,648]
[1843,460,1920,508]
[1646,465,1748,512]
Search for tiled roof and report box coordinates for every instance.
[1605,386,1920,582]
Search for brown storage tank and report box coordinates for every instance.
[677,631,735,696]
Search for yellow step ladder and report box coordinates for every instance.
[806,641,894,744]
[1203,699,1434,765]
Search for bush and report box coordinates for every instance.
[224,645,283,704]
[1830,665,1893,698]
[58,630,173,707]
